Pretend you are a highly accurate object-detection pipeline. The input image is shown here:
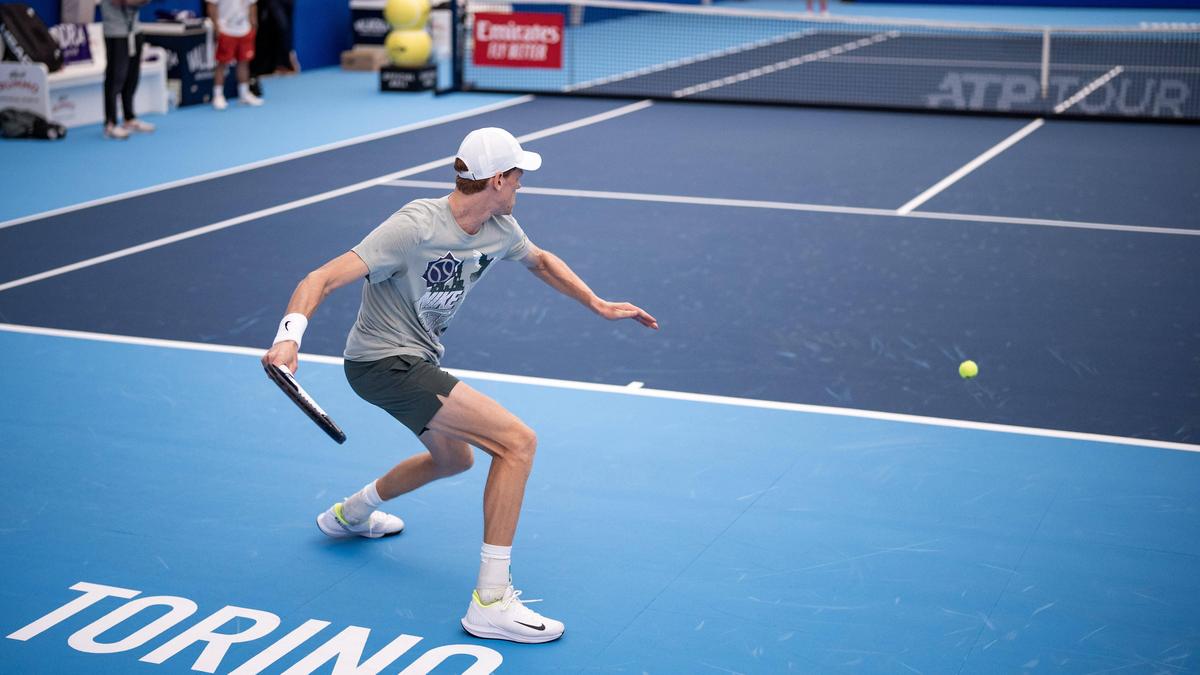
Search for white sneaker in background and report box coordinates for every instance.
[212,94,228,111]
[104,123,130,140]
[239,91,264,107]
[123,119,155,133]
[461,586,565,643]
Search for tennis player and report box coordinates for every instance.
[262,127,657,643]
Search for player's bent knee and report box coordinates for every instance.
[444,447,474,474]
[431,452,472,476]
[505,424,537,467]
[422,430,475,476]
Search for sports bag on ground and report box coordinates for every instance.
[0,108,67,140]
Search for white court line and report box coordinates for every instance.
[383,179,1200,237]
[0,96,535,231]
[819,57,1192,75]
[1054,66,1125,114]
[896,119,1044,215]
[673,31,898,98]
[389,179,905,217]
[824,55,1044,70]
[0,100,654,294]
[2,322,1196,454]
[900,208,1199,236]
[564,29,816,92]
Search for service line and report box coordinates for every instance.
[2,321,1196,454]
[896,118,1044,215]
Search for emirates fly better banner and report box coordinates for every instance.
[472,12,563,68]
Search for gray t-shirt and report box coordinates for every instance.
[344,196,531,364]
[100,0,141,38]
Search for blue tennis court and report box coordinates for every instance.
[3,10,1200,673]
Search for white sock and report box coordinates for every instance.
[476,543,511,604]
[238,82,251,98]
[213,90,226,101]
[341,480,383,524]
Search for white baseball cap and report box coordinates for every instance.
[455,127,542,180]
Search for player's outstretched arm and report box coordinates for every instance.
[262,251,370,372]
[521,245,658,330]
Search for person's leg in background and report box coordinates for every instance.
[212,37,232,110]
[102,36,130,139]
[236,59,259,104]
[121,34,154,133]
[274,0,299,74]
[236,32,263,105]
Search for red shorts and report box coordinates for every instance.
[216,31,255,63]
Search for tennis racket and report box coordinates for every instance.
[264,363,347,444]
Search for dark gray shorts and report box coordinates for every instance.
[344,354,459,436]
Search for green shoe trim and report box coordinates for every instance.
[333,502,351,527]
[473,590,501,608]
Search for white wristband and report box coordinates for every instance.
[273,313,308,349]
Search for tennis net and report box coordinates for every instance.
[448,0,1200,120]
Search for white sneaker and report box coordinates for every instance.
[123,119,155,133]
[212,94,228,111]
[316,502,404,539]
[239,91,264,106]
[461,586,565,643]
[103,123,130,140]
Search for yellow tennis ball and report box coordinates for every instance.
[385,29,432,67]
[384,0,430,29]
[959,360,979,379]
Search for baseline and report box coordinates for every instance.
[381,179,1200,237]
[0,96,534,231]
[0,101,654,294]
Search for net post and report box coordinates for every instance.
[1040,27,1050,100]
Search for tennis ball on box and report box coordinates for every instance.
[384,0,430,29]
[385,29,432,67]
[959,360,979,379]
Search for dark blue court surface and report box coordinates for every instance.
[463,11,1200,119]
[1,98,1197,444]
[2,90,1199,674]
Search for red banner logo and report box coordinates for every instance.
[472,12,563,69]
